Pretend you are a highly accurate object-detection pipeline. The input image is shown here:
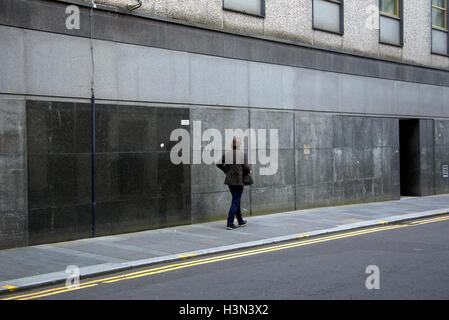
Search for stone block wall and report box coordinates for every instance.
[0,99,27,249]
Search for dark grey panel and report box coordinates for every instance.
[296,113,334,149]
[434,145,449,194]
[354,148,375,180]
[333,147,355,181]
[95,105,191,234]
[251,185,296,215]
[419,120,435,196]
[295,113,400,208]
[28,205,92,245]
[0,99,27,249]
[191,190,251,223]
[296,148,334,186]
[434,120,449,194]
[0,211,28,249]
[296,182,334,209]
[26,100,191,244]
[252,149,295,188]
[2,0,449,87]
[354,117,374,149]
[373,118,399,147]
[333,116,354,149]
[27,101,92,154]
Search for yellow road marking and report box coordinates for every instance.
[1,224,402,300]
[103,226,407,283]
[178,254,197,259]
[1,285,17,292]
[99,225,402,283]
[407,215,449,225]
[3,214,449,300]
[17,284,99,301]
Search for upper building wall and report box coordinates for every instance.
[81,0,449,70]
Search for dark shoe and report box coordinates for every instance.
[227,224,238,230]
[238,220,247,227]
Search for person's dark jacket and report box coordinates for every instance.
[216,149,251,186]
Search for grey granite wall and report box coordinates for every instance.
[94,104,191,236]
[434,120,449,194]
[2,99,445,249]
[249,110,296,215]
[2,25,449,119]
[0,99,28,249]
[191,110,401,220]
[26,101,93,244]
[26,101,191,245]
[295,113,400,209]
[419,119,435,196]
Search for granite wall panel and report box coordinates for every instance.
[295,113,400,209]
[0,99,28,249]
[434,120,449,194]
[26,101,191,244]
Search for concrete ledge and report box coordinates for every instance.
[1,208,448,297]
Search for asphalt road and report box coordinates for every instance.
[4,215,449,300]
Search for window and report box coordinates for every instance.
[312,0,344,35]
[379,0,403,47]
[432,0,447,30]
[431,0,449,55]
[380,0,399,17]
[222,0,265,18]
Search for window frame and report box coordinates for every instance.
[222,0,266,18]
[431,0,449,56]
[312,0,345,36]
[432,0,447,31]
[380,0,399,18]
[379,0,404,47]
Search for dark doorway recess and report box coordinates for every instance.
[399,119,420,196]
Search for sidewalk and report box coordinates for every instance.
[1,194,449,295]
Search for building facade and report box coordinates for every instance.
[0,0,448,249]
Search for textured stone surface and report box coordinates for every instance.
[343,0,378,55]
[295,113,400,209]
[2,98,447,249]
[0,99,28,249]
[402,0,432,66]
[75,0,449,69]
[434,120,449,194]
[26,101,191,245]
[264,0,313,44]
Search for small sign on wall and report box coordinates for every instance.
[443,165,448,178]
[304,144,311,155]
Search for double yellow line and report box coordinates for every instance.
[3,214,449,300]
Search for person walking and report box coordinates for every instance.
[216,138,254,230]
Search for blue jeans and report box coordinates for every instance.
[227,185,244,226]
